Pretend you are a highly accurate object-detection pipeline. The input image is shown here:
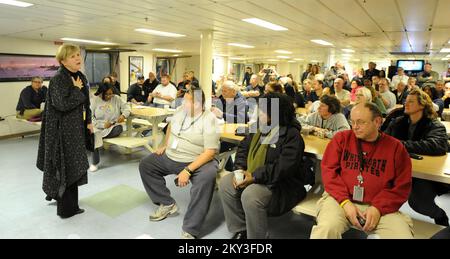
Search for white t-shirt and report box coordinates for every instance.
[391,75,409,90]
[165,109,220,163]
[153,83,177,106]
[335,89,350,104]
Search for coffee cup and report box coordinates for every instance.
[233,170,244,184]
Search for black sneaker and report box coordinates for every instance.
[232,231,247,239]
[435,211,449,226]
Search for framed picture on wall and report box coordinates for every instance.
[0,53,60,82]
[129,56,144,86]
[156,58,170,82]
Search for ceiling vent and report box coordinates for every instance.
[344,33,371,38]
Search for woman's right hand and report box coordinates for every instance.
[155,146,166,156]
[72,77,83,89]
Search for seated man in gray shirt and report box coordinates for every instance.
[139,86,220,239]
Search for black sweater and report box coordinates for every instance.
[16,85,47,114]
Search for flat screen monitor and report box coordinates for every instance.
[396,60,424,72]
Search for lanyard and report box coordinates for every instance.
[356,139,365,186]
[178,112,204,136]
[356,133,381,186]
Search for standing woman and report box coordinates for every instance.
[37,44,93,219]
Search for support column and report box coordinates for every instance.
[199,30,214,109]
[325,49,336,70]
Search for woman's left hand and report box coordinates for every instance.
[117,115,126,123]
[87,123,94,134]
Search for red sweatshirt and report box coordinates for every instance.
[321,130,412,215]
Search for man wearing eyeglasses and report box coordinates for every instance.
[310,103,413,239]
[16,76,48,120]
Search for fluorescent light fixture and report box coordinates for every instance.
[342,49,355,53]
[0,0,33,7]
[311,39,333,46]
[275,50,292,54]
[342,53,353,57]
[152,48,183,53]
[294,58,304,61]
[242,18,288,31]
[135,28,186,38]
[277,56,291,59]
[229,57,246,60]
[101,47,111,50]
[440,48,450,53]
[288,61,297,63]
[442,58,449,61]
[61,38,117,45]
[228,43,255,49]
[173,54,180,57]
[267,59,279,62]
[408,57,416,60]
[353,59,361,62]
[311,60,319,63]
[446,54,450,58]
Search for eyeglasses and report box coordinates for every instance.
[349,119,370,127]
[32,81,43,84]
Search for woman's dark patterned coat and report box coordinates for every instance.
[37,66,92,199]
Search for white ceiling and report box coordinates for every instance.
[1,0,450,63]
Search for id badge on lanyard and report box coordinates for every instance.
[353,140,365,202]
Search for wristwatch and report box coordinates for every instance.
[184,167,194,175]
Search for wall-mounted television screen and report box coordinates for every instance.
[396,60,425,72]
[0,53,60,82]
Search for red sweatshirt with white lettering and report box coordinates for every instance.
[321,130,412,215]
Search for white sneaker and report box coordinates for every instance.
[181,231,196,239]
[149,203,178,221]
[89,164,98,172]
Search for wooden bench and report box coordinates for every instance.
[103,136,152,153]
[292,191,445,239]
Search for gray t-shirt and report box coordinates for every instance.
[380,91,397,112]
[165,109,220,163]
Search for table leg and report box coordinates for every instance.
[126,116,133,137]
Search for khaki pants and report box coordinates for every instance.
[16,109,42,120]
[310,192,414,239]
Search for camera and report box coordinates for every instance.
[357,216,366,226]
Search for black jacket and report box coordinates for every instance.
[234,121,307,216]
[37,66,91,198]
[127,83,146,103]
[385,115,448,156]
[144,79,159,94]
[392,89,409,105]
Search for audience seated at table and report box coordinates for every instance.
[16,76,47,120]
[384,89,450,227]
[311,103,414,239]
[89,83,131,172]
[299,95,350,139]
[219,93,307,239]
[139,85,219,239]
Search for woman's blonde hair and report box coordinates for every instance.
[408,89,438,120]
[56,44,80,64]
